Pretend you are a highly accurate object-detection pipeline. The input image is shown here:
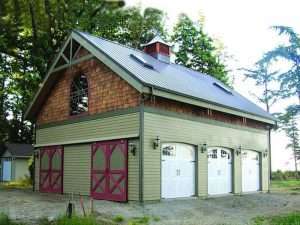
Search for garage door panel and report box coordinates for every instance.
[161,143,195,199]
[91,139,128,202]
[39,146,63,194]
[242,150,260,192]
[208,147,232,195]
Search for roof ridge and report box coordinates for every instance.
[74,30,149,56]
[75,31,224,80]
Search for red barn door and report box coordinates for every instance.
[39,146,63,193]
[91,139,128,202]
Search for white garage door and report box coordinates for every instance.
[161,143,195,198]
[242,150,260,192]
[208,147,232,195]
[3,160,12,181]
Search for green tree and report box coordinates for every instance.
[94,7,167,49]
[242,60,278,112]
[0,1,167,144]
[276,105,300,176]
[264,26,300,104]
[172,14,229,84]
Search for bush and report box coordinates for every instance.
[271,170,299,180]
[4,176,32,189]
[0,213,26,225]
[28,156,34,184]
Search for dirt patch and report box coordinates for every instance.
[0,189,300,225]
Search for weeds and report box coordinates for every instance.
[2,176,32,189]
[253,212,300,225]
[0,213,25,225]
[113,215,125,223]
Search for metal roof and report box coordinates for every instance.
[141,35,172,47]
[76,31,275,121]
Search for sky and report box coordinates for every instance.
[126,0,300,171]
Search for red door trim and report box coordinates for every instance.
[90,139,128,202]
[39,146,63,194]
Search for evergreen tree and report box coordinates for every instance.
[242,60,278,112]
[277,105,300,176]
[264,26,300,104]
[172,14,229,84]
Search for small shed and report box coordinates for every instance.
[0,143,33,182]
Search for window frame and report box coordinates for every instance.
[69,73,89,117]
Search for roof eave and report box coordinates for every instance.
[147,85,276,125]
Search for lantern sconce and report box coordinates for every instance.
[236,146,242,156]
[263,149,268,158]
[153,136,161,149]
[34,150,39,159]
[129,143,137,156]
[201,143,207,153]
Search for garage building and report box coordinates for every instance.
[25,31,276,202]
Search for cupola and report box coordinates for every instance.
[142,35,171,63]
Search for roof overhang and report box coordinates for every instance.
[25,31,276,126]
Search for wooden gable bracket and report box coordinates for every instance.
[52,36,94,73]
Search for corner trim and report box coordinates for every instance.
[139,104,144,202]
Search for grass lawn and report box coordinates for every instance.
[253,212,300,225]
[0,213,153,225]
[271,179,300,193]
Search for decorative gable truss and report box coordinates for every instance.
[51,36,94,74]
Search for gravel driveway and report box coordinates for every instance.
[1,189,300,225]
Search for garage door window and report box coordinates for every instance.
[208,147,232,195]
[162,145,176,157]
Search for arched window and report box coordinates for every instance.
[70,74,88,116]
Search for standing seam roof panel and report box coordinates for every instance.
[77,31,274,121]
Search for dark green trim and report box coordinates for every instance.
[37,107,140,129]
[143,106,267,134]
[52,54,94,73]
[139,104,144,202]
[195,145,199,197]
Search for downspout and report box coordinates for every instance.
[32,123,37,192]
[139,97,145,203]
[268,128,271,193]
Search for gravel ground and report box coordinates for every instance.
[0,189,300,225]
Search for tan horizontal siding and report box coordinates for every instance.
[128,139,140,201]
[63,144,91,195]
[34,153,40,191]
[143,112,269,201]
[36,113,139,145]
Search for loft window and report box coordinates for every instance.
[70,74,88,116]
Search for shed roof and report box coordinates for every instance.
[0,143,33,158]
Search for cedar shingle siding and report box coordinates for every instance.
[37,50,140,125]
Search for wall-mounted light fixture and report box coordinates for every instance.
[129,143,137,156]
[34,150,39,159]
[201,143,207,153]
[235,146,241,156]
[263,149,268,158]
[153,136,161,149]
